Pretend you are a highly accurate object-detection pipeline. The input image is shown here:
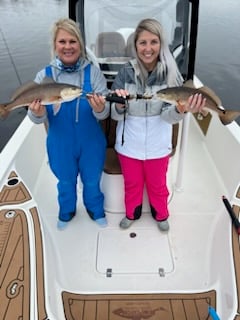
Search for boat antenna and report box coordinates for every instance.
[0,27,22,85]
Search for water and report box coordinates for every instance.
[0,0,240,152]
[0,0,68,151]
[195,0,240,110]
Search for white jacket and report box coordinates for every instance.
[111,60,185,160]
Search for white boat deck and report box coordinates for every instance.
[1,113,239,319]
[31,115,231,295]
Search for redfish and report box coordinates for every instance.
[156,80,240,125]
[0,78,82,118]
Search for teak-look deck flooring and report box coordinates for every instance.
[0,171,240,319]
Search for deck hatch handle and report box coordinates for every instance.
[106,268,112,277]
[159,268,165,277]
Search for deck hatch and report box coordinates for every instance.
[96,228,174,275]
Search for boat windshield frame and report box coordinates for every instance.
[69,0,199,84]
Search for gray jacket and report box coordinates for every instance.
[111,60,186,160]
[28,58,109,123]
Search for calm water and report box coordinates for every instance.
[0,0,240,152]
[195,0,240,110]
[0,0,68,151]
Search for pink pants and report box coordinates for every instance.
[118,153,170,221]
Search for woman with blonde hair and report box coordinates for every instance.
[28,18,109,229]
[111,18,206,231]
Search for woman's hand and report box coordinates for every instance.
[114,89,129,109]
[29,99,46,117]
[87,93,106,113]
[176,93,207,115]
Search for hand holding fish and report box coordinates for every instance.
[87,89,130,110]
[87,93,106,113]
[29,99,46,117]
[112,89,130,109]
[176,93,207,114]
[114,89,129,100]
[156,80,240,125]
[0,79,82,119]
[107,89,207,116]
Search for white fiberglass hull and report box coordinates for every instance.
[0,112,240,319]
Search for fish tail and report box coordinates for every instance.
[0,104,9,119]
[219,110,240,125]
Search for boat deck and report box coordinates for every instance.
[0,116,240,319]
[0,177,218,319]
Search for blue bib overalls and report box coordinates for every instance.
[45,65,106,222]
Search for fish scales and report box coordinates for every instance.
[0,80,82,118]
[159,86,219,109]
[156,83,240,125]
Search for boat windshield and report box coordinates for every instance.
[84,0,186,51]
[71,0,197,85]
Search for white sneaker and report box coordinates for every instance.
[157,220,169,232]
[119,217,134,229]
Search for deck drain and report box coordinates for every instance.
[129,232,136,238]
[7,178,19,186]
[5,211,16,218]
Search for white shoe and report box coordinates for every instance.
[157,220,169,232]
[119,217,134,229]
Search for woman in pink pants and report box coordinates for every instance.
[111,18,206,231]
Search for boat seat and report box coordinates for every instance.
[101,118,122,174]
[104,148,121,174]
[95,32,126,57]
[125,33,135,57]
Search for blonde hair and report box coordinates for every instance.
[51,18,86,59]
[133,18,183,86]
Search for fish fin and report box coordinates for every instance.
[42,96,62,105]
[10,81,39,101]
[49,96,61,101]
[53,103,61,115]
[183,80,222,106]
[41,77,56,84]
[10,78,56,101]
[199,86,222,106]
[183,79,196,88]
[219,110,240,125]
[176,100,187,113]
[0,104,9,119]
